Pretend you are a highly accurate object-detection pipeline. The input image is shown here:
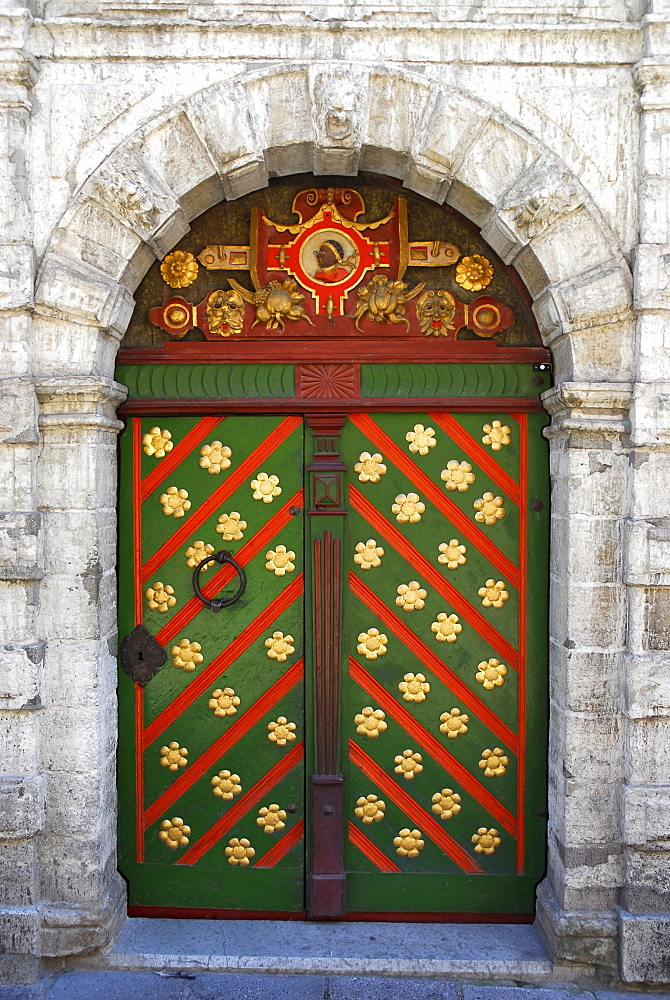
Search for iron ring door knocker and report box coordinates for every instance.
[192,550,247,612]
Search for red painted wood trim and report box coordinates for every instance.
[177,742,304,865]
[350,414,520,589]
[349,740,483,874]
[349,486,519,670]
[126,904,533,922]
[134,683,144,864]
[348,821,402,873]
[119,396,546,416]
[349,657,517,836]
[117,344,552,365]
[515,412,528,874]
[254,818,305,869]
[314,536,326,773]
[140,415,223,502]
[333,911,535,924]
[141,415,302,582]
[428,412,521,506]
[349,573,519,754]
[128,905,307,920]
[132,418,144,863]
[144,575,304,749]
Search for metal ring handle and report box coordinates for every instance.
[191,550,247,612]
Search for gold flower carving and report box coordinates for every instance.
[479,748,510,777]
[354,452,387,484]
[432,789,462,820]
[142,426,173,458]
[265,631,295,662]
[438,539,467,570]
[482,421,511,451]
[455,254,494,292]
[356,628,388,660]
[251,473,282,503]
[478,579,510,609]
[170,638,202,671]
[473,493,506,525]
[211,770,242,799]
[158,817,191,849]
[161,250,198,289]
[394,828,425,857]
[159,486,191,518]
[199,440,232,474]
[355,794,386,824]
[354,706,387,739]
[472,827,501,855]
[257,803,287,834]
[216,511,247,541]
[406,424,436,456]
[209,687,240,717]
[441,460,475,493]
[439,708,469,738]
[267,717,297,745]
[431,612,462,643]
[392,493,425,524]
[394,749,423,780]
[225,837,255,866]
[145,582,176,613]
[398,672,430,703]
[476,658,508,689]
[185,540,214,571]
[265,545,296,576]
[396,581,427,612]
[354,539,384,570]
[159,742,188,772]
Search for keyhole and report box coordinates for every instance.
[137,651,144,662]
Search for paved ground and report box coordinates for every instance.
[1,975,670,1000]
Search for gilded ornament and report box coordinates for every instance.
[145,582,176,613]
[158,816,191,849]
[216,511,247,541]
[476,658,507,690]
[159,486,191,518]
[142,426,173,458]
[354,706,388,739]
[394,828,425,857]
[211,769,242,800]
[455,254,494,292]
[206,289,245,338]
[355,794,386,824]
[439,708,469,738]
[478,579,510,609]
[170,638,203,671]
[185,540,215,571]
[432,788,462,820]
[160,250,199,289]
[265,544,296,577]
[431,612,462,643]
[354,539,384,570]
[440,461,475,493]
[356,628,388,660]
[159,742,188,772]
[354,452,386,484]
[473,493,506,525]
[416,289,457,337]
[482,421,512,451]
[395,581,427,612]
[225,837,256,866]
[471,827,501,855]
[405,424,437,455]
[209,687,240,718]
[229,276,314,331]
[438,539,467,570]
[392,493,425,524]
[265,631,295,662]
[353,273,424,332]
[267,716,297,746]
[479,747,510,777]
[199,440,232,474]
[398,672,430,703]
[394,749,423,780]
[257,803,287,834]
[250,473,282,503]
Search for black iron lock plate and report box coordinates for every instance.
[120,625,166,686]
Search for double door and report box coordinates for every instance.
[118,408,548,918]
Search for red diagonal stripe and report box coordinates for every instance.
[349,414,519,588]
[144,574,304,748]
[350,485,518,668]
[142,415,302,580]
[177,741,304,865]
[348,820,401,873]
[350,573,518,753]
[154,489,303,647]
[429,412,520,506]
[141,416,224,502]
[349,740,483,873]
[255,819,305,869]
[144,657,304,827]
[349,657,517,833]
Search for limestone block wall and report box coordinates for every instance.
[0,0,667,985]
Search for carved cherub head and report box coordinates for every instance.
[416,289,457,337]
